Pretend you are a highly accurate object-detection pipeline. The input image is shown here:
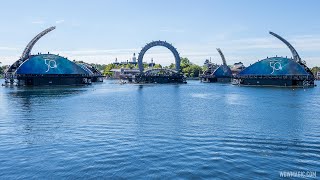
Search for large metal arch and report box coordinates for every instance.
[137,40,181,73]
[216,48,227,66]
[269,31,301,63]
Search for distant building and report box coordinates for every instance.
[231,62,246,75]
[109,53,159,81]
[201,49,232,83]
[110,68,140,79]
[113,53,138,65]
[112,53,156,68]
[148,58,155,68]
[113,58,119,65]
[203,58,218,73]
[132,53,137,63]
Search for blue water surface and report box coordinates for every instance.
[0,80,319,179]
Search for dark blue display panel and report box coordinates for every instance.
[213,65,232,77]
[239,57,308,76]
[16,54,90,75]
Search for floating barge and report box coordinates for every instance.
[234,32,315,87]
[135,68,186,84]
[135,40,186,84]
[14,54,93,86]
[201,48,232,83]
[4,26,100,86]
[234,57,314,87]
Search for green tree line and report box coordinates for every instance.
[165,58,204,78]
[0,62,5,78]
[102,57,203,78]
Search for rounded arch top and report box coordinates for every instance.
[137,40,181,73]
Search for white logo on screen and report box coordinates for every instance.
[44,59,58,72]
[270,61,282,74]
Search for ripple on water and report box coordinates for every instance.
[0,80,320,178]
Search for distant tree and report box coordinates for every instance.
[311,67,320,76]
[168,63,175,69]
[124,64,134,69]
[89,63,107,72]
[100,57,204,78]
[190,64,203,77]
[103,64,117,76]
[153,64,162,69]
[179,57,202,77]
[181,57,191,67]
[202,65,208,72]
[0,64,4,78]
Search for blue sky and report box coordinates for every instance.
[1,0,320,67]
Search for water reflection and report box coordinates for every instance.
[1,85,90,145]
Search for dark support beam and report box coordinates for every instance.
[216,48,227,66]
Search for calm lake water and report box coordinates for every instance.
[0,79,319,179]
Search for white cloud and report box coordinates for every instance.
[57,48,140,56]
[51,34,320,67]
[55,20,65,24]
[0,47,18,51]
[290,35,320,51]
[1,33,320,67]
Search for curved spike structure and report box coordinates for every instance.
[5,26,56,83]
[269,31,301,63]
[216,48,227,66]
[21,26,56,61]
